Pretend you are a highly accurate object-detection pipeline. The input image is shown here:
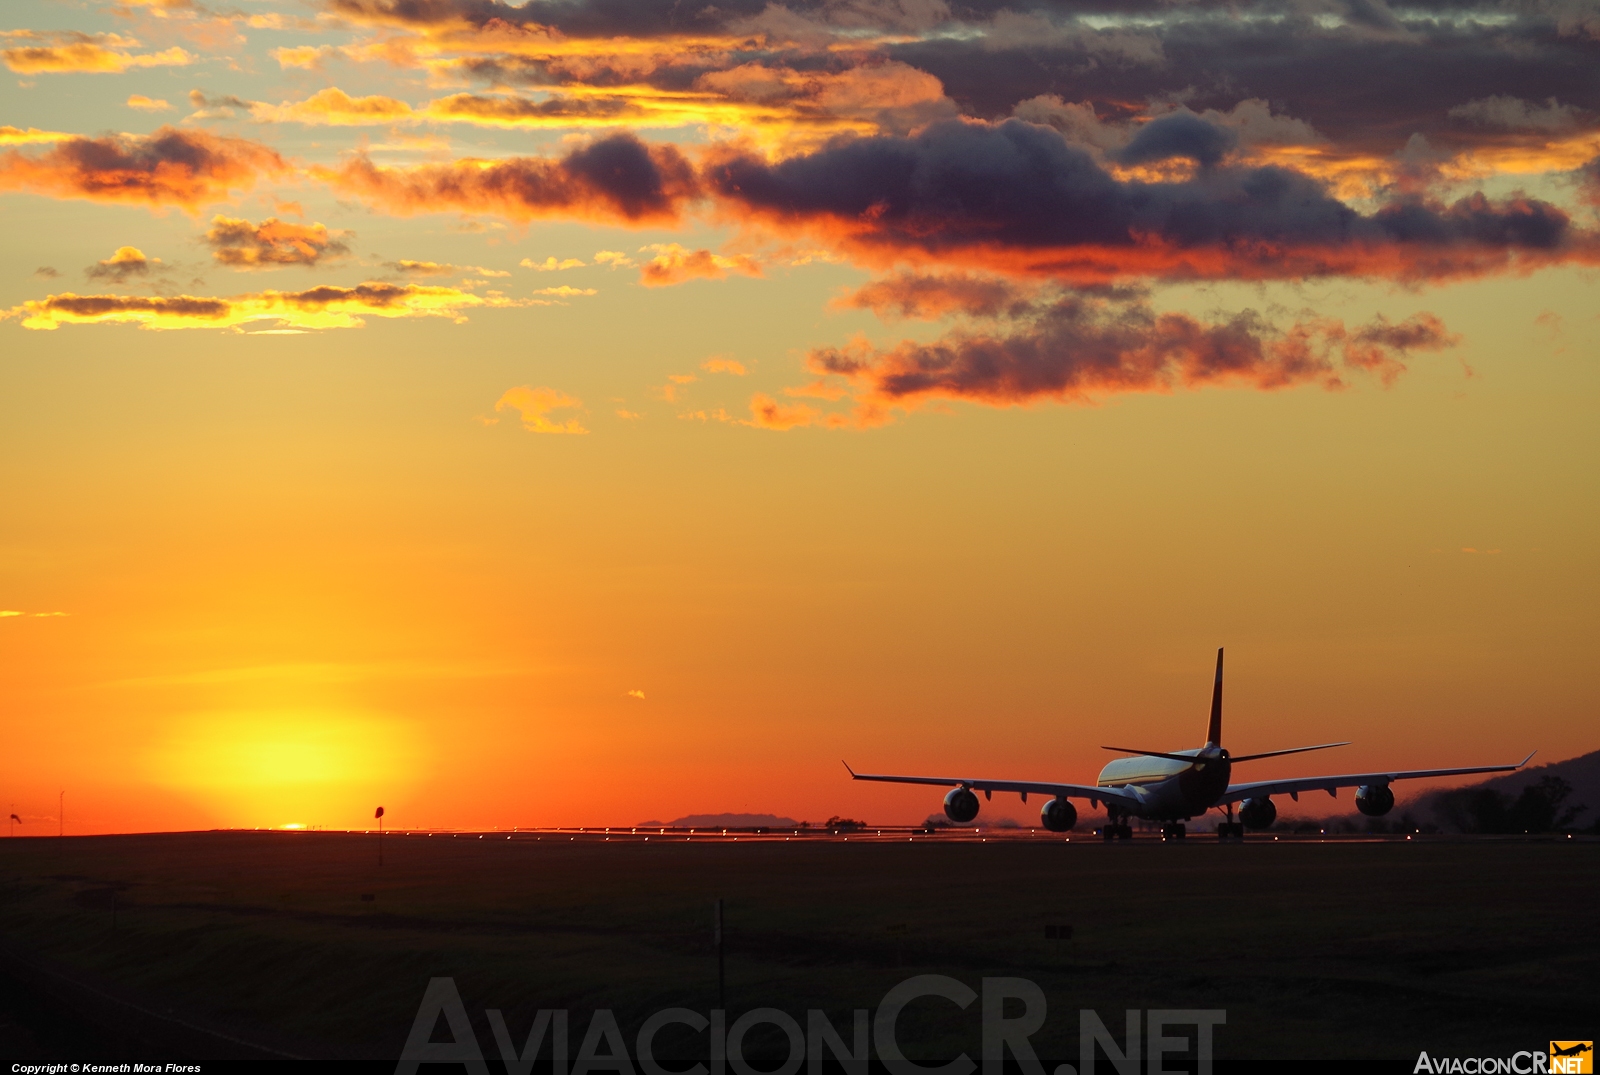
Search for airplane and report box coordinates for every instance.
[844,648,1535,840]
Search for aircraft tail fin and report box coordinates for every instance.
[1206,647,1224,747]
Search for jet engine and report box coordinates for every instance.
[1040,797,1077,832]
[1239,797,1277,830]
[1355,784,1395,817]
[944,786,980,824]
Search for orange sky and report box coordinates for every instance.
[1,0,1596,833]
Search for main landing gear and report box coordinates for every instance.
[1100,812,1133,840]
[1216,802,1246,841]
[1160,823,1186,840]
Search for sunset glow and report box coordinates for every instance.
[1,0,1595,835]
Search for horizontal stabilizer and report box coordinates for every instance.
[1101,746,1207,764]
[1228,741,1350,763]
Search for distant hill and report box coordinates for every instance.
[637,813,801,829]
[1409,748,1600,829]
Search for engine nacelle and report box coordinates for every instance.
[1355,784,1395,817]
[1239,797,1277,830]
[1040,797,1077,832]
[944,786,979,824]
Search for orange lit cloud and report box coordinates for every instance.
[253,87,414,125]
[740,392,830,431]
[521,256,586,271]
[0,126,75,146]
[637,243,761,287]
[271,44,339,69]
[790,297,1461,426]
[2,37,192,74]
[86,246,162,283]
[387,259,510,278]
[318,133,697,225]
[249,82,883,150]
[5,282,508,331]
[492,385,588,434]
[126,94,172,111]
[701,357,746,375]
[0,127,287,211]
[836,271,1039,320]
[204,216,350,268]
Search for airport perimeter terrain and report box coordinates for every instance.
[0,831,1595,1071]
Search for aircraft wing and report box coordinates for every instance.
[1217,751,1536,804]
[843,763,1145,810]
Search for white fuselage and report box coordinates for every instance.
[1095,747,1231,820]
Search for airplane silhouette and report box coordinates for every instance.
[1551,1044,1592,1058]
[847,648,1534,840]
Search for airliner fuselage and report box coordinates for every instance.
[1095,747,1232,821]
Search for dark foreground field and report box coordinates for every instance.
[0,832,1595,1073]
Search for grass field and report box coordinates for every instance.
[0,831,1595,1071]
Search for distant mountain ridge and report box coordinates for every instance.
[1410,748,1600,828]
[636,812,801,829]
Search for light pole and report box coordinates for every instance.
[375,806,385,866]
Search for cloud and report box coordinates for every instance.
[187,90,258,120]
[2,35,192,74]
[637,243,762,287]
[493,385,588,434]
[531,285,596,297]
[593,250,635,268]
[625,689,645,699]
[1117,111,1238,169]
[0,126,75,146]
[319,133,698,225]
[795,294,1460,425]
[0,610,69,618]
[125,94,171,111]
[521,256,586,271]
[204,216,351,268]
[386,260,454,276]
[835,271,1037,320]
[702,357,746,375]
[252,86,414,126]
[33,266,58,278]
[705,118,1600,284]
[86,246,162,283]
[0,126,287,211]
[271,45,342,69]
[6,282,513,331]
[1448,96,1583,132]
[1580,156,1600,207]
[741,393,828,431]
[382,259,512,281]
[251,86,742,137]
[271,0,1600,206]
[655,373,697,402]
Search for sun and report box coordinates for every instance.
[147,710,422,827]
